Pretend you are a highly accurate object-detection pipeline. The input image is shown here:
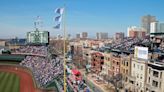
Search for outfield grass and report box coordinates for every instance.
[0,72,20,92]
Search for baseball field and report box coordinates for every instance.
[0,72,20,92]
[0,65,37,92]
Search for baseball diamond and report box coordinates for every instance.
[0,65,39,92]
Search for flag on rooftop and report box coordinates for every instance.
[54,15,62,22]
[53,24,61,29]
[55,8,64,15]
[34,22,36,27]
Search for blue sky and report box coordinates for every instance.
[0,0,164,38]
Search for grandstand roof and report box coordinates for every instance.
[0,54,25,61]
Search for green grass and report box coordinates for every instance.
[0,72,20,92]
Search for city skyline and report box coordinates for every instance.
[0,0,164,38]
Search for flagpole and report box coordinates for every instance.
[63,4,67,92]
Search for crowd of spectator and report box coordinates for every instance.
[14,46,48,56]
[20,56,63,87]
[111,38,150,51]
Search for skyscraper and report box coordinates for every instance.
[76,34,80,39]
[115,32,124,40]
[81,32,88,38]
[150,21,159,33]
[160,23,164,32]
[96,32,108,39]
[150,22,164,33]
[96,32,100,39]
[141,15,156,34]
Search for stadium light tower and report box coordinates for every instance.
[33,16,43,43]
[34,16,43,31]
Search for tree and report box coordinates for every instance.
[108,74,122,92]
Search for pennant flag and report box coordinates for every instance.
[34,22,37,27]
[34,22,38,28]
[55,8,64,15]
[54,15,62,22]
[53,24,61,29]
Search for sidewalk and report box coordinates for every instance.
[79,69,115,92]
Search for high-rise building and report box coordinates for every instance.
[127,26,146,38]
[96,33,100,39]
[150,22,164,37]
[76,34,80,39]
[160,23,164,32]
[81,32,88,38]
[115,32,124,40]
[141,15,156,34]
[96,32,108,39]
[150,21,159,33]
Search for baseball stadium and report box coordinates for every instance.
[0,30,65,92]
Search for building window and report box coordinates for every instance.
[152,80,158,87]
[153,71,159,77]
[140,74,142,79]
[134,64,135,68]
[160,72,162,79]
[126,70,128,74]
[117,62,119,65]
[137,74,139,78]
[148,77,150,83]
[149,68,151,74]
[108,58,110,61]
[141,66,143,70]
[146,88,149,91]
[125,77,128,82]
[101,62,104,65]
[113,60,115,64]
[126,62,128,66]
[123,69,125,73]
[101,57,104,60]
[140,82,142,87]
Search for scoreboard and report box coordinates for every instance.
[27,30,49,44]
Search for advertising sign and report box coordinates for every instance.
[134,46,148,60]
[27,30,49,44]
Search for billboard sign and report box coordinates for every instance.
[27,30,49,44]
[134,46,148,60]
